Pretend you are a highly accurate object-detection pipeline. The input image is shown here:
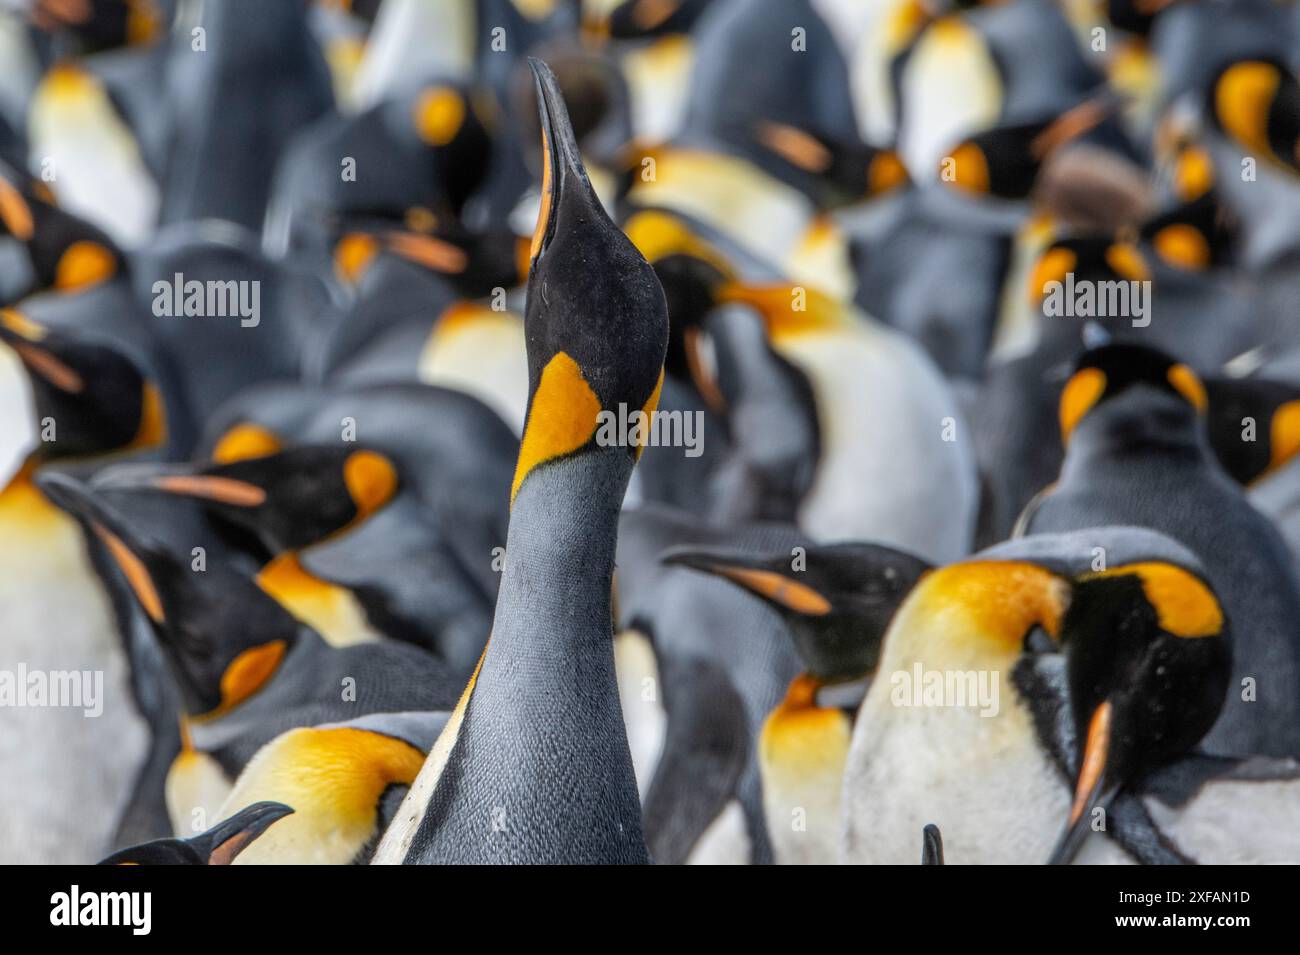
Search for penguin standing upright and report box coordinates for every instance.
[374,59,666,865]
[663,540,931,864]
[1021,344,1300,758]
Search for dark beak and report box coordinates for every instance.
[35,470,171,624]
[194,802,295,865]
[527,57,595,265]
[95,460,267,508]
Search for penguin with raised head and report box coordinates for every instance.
[374,59,665,865]
[100,801,293,865]
[1020,343,1300,758]
[33,472,464,834]
[662,540,931,864]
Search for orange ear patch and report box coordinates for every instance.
[1166,363,1207,411]
[1059,367,1107,441]
[214,641,287,715]
[0,178,34,240]
[212,424,282,464]
[1269,400,1300,470]
[413,87,466,146]
[343,450,398,515]
[1152,224,1210,270]
[54,240,116,290]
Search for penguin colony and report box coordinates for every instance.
[2,0,1300,866]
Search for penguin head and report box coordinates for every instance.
[99,802,294,865]
[1028,235,1153,317]
[1208,59,1300,175]
[662,541,932,683]
[35,473,305,719]
[622,209,735,386]
[1048,561,1229,864]
[0,309,165,460]
[1058,342,1207,445]
[604,0,712,40]
[942,97,1118,203]
[98,444,400,554]
[1139,191,1238,272]
[332,221,528,296]
[753,120,909,208]
[700,303,821,520]
[30,0,165,53]
[509,58,668,504]
[0,166,124,293]
[1201,376,1300,485]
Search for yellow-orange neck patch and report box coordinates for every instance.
[511,351,602,502]
[212,423,282,464]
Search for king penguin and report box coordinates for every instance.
[33,471,465,836]
[1020,343,1300,758]
[663,540,931,864]
[839,526,1219,864]
[1047,566,1300,864]
[373,59,666,865]
[213,711,451,865]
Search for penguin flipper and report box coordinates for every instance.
[642,655,750,865]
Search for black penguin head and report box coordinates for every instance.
[752,120,909,208]
[510,58,668,504]
[1139,190,1237,272]
[604,0,712,39]
[622,209,736,386]
[662,541,932,683]
[1058,342,1207,445]
[1201,376,1300,485]
[332,220,529,296]
[0,310,165,460]
[35,473,304,719]
[1208,58,1300,176]
[1028,235,1153,321]
[0,163,124,294]
[30,0,165,53]
[703,303,820,521]
[97,444,400,554]
[99,802,294,865]
[1048,562,1229,864]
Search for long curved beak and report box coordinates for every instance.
[194,802,295,865]
[527,57,595,266]
[95,460,267,508]
[1047,700,1120,865]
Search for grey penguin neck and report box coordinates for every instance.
[493,448,633,653]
